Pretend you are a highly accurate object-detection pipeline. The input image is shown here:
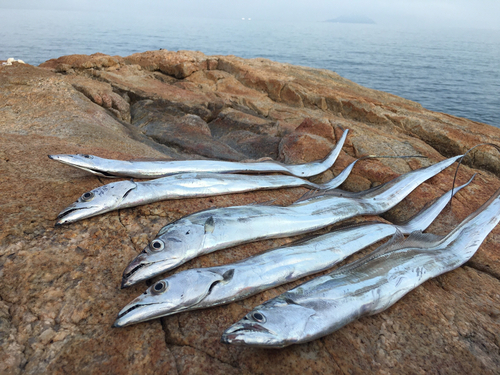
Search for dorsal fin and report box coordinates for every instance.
[333,230,405,275]
[334,230,443,276]
[293,188,370,204]
[369,230,443,256]
[401,230,444,248]
[280,220,385,248]
[294,189,321,203]
[128,157,176,162]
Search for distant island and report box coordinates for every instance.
[325,16,376,24]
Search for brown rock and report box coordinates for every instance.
[39,52,122,71]
[218,130,280,159]
[130,99,246,160]
[2,50,500,374]
[208,107,280,138]
[279,118,337,164]
[123,49,213,79]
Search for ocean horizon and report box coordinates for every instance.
[1,8,499,127]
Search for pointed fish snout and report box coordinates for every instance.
[121,253,149,288]
[120,277,131,289]
[48,154,74,161]
[221,322,273,346]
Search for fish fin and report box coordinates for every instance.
[204,216,215,234]
[294,189,321,203]
[222,269,235,281]
[300,154,429,202]
[395,174,475,233]
[336,230,443,276]
[402,230,444,248]
[366,229,406,255]
[127,157,176,162]
[330,230,405,276]
[283,220,385,248]
[293,188,361,203]
[393,195,444,229]
[241,157,275,163]
[371,230,443,255]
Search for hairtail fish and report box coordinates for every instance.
[113,176,472,327]
[55,157,359,225]
[48,130,348,179]
[222,180,500,348]
[121,155,463,288]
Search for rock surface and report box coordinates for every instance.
[1,51,500,374]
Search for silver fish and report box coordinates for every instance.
[121,155,463,288]
[222,182,500,348]
[55,158,359,225]
[112,177,473,328]
[48,130,348,178]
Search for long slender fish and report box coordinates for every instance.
[113,177,473,328]
[121,155,463,288]
[48,130,348,179]
[55,158,360,225]
[222,182,500,348]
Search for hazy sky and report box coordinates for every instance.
[1,0,499,29]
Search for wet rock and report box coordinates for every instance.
[1,50,500,374]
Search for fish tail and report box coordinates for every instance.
[395,174,475,234]
[358,155,463,213]
[317,154,428,191]
[286,129,349,177]
[439,186,500,252]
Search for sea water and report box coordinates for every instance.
[1,8,499,126]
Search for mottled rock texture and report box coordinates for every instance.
[1,51,500,374]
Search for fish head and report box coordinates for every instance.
[121,217,210,287]
[56,180,137,225]
[113,269,226,327]
[48,154,120,177]
[221,296,316,348]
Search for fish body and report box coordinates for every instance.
[121,155,463,287]
[113,178,472,328]
[48,130,348,178]
[55,159,358,225]
[222,184,500,348]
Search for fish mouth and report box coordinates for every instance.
[121,251,181,288]
[81,168,118,178]
[221,322,276,345]
[117,303,144,320]
[55,206,98,225]
[121,262,148,288]
[113,303,158,328]
[121,257,161,288]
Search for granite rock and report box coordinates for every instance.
[1,50,500,374]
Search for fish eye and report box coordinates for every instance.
[150,239,164,251]
[151,281,168,295]
[251,311,266,323]
[81,191,95,202]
